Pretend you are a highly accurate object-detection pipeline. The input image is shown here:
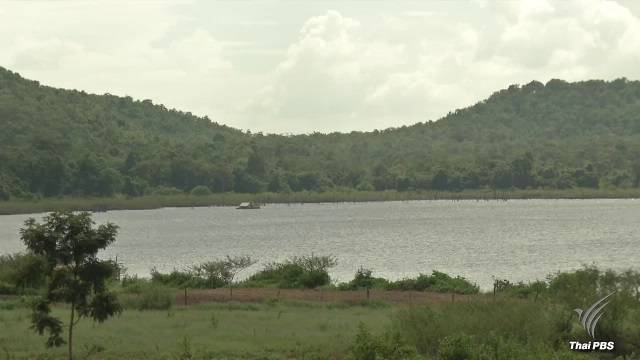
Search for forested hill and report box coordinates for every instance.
[1,65,640,200]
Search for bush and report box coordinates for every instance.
[0,296,32,310]
[0,253,47,294]
[349,323,418,360]
[190,185,212,196]
[243,255,337,289]
[395,300,568,357]
[244,263,319,288]
[150,256,255,290]
[120,283,174,310]
[339,267,389,290]
[493,279,548,299]
[437,334,474,360]
[386,271,479,294]
[150,268,223,289]
[0,281,16,295]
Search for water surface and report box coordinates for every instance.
[1,199,638,289]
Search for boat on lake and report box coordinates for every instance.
[237,202,261,209]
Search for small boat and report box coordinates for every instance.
[237,202,261,209]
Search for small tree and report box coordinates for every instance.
[20,211,122,360]
[195,255,256,299]
[352,267,374,290]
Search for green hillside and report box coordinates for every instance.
[1,66,640,200]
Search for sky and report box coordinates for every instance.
[2,0,640,134]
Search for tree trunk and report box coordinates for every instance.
[68,303,75,360]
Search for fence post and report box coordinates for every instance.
[366,288,370,300]
[451,293,455,303]
[184,287,188,306]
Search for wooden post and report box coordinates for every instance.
[366,288,370,300]
[184,288,188,306]
[451,293,455,303]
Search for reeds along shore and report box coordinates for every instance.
[1,188,639,215]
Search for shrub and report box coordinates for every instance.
[0,296,32,310]
[243,255,337,289]
[339,267,389,291]
[150,268,221,289]
[192,256,256,290]
[190,185,212,196]
[120,284,174,310]
[151,256,255,290]
[349,323,418,360]
[437,334,474,360]
[0,280,16,295]
[395,300,567,356]
[0,253,47,294]
[493,279,548,299]
[386,271,479,294]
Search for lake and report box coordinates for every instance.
[1,199,639,289]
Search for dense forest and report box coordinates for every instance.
[1,66,640,200]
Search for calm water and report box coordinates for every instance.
[1,199,639,289]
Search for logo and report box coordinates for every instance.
[569,292,616,352]
[574,292,615,338]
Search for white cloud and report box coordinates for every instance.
[0,1,240,121]
[246,10,409,132]
[248,1,640,133]
[2,1,640,133]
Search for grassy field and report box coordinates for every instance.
[1,188,640,215]
[2,288,638,359]
[0,296,624,360]
[0,300,392,359]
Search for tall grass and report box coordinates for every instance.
[0,297,391,359]
[1,188,640,215]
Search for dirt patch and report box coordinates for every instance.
[176,288,487,305]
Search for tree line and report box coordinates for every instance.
[2,67,640,200]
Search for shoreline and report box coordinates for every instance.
[1,188,639,215]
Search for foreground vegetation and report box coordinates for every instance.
[0,299,392,359]
[2,188,640,215]
[3,67,640,202]
[1,265,639,359]
[3,247,640,359]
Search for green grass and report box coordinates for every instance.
[1,188,640,215]
[0,300,392,359]
[2,294,638,359]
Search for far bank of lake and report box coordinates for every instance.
[1,188,640,215]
